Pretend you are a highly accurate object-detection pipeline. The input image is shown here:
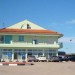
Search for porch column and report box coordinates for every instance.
[43,49,44,56]
[12,49,14,62]
[25,49,28,62]
[56,50,58,56]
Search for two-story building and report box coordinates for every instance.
[0,20,63,62]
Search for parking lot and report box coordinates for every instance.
[0,62,75,75]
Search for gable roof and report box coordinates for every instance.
[7,20,46,30]
[0,20,63,36]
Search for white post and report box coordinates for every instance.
[10,40,13,44]
[33,40,35,44]
[25,49,28,62]
[56,50,58,56]
[54,41,57,44]
[43,49,44,56]
[12,49,14,62]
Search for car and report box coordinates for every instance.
[48,56,69,62]
[69,56,75,62]
[28,56,38,62]
[36,56,47,62]
[58,56,69,62]
[49,56,59,62]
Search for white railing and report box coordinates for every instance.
[58,42,63,48]
[0,43,62,49]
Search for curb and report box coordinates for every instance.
[0,62,34,66]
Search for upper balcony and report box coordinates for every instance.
[0,41,63,49]
[0,35,63,49]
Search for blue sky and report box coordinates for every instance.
[0,0,75,53]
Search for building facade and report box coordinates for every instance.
[0,20,63,62]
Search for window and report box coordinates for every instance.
[0,36,4,43]
[5,35,12,44]
[38,50,43,56]
[19,36,24,41]
[32,50,38,55]
[27,24,31,29]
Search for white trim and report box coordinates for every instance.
[0,33,61,37]
[9,64,17,66]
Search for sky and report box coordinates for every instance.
[0,0,75,54]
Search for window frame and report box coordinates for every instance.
[18,35,24,42]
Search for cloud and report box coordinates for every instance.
[66,19,75,24]
[50,19,75,27]
[59,37,75,43]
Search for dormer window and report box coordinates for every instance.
[27,24,31,29]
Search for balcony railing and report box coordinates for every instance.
[0,42,63,49]
[58,42,63,48]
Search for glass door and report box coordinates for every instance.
[14,50,26,62]
[2,49,12,62]
[18,52,22,62]
[5,35,12,44]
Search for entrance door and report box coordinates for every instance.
[14,52,18,61]
[8,52,12,61]
[22,52,26,61]
[14,51,26,62]
[18,52,22,62]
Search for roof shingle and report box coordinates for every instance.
[0,28,62,36]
